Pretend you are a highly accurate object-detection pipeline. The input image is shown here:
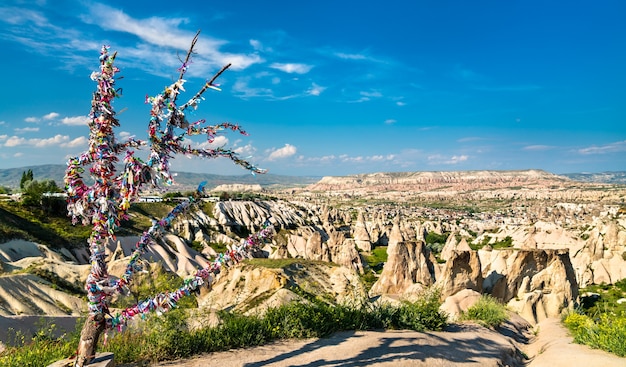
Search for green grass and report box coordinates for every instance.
[0,289,447,366]
[0,201,92,248]
[459,295,509,328]
[0,200,185,249]
[563,312,626,357]
[563,280,626,357]
[0,320,81,367]
[363,246,388,273]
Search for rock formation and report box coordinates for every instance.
[369,239,437,297]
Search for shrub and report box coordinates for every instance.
[0,321,80,367]
[459,295,508,328]
[564,312,626,357]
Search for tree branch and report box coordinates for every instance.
[180,63,231,112]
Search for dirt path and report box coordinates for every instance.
[142,321,528,367]
[524,318,624,367]
[137,317,625,367]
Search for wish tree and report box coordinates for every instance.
[64,32,273,366]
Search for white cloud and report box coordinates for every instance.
[578,140,626,155]
[118,131,133,141]
[61,116,89,126]
[457,137,485,143]
[474,85,542,92]
[335,52,368,60]
[234,143,257,157]
[4,136,26,147]
[61,136,88,148]
[270,63,313,74]
[25,117,39,123]
[307,83,325,96]
[523,145,553,151]
[0,6,100,71]
[349,90,384,103]
[14,127,40,133]
[232,77,274,99]
[249,39,270,52]
[361,90,382,98]
[250,39,262,50]
[0,121,5,125]
[194,135,229,150]
[43,112,59,120]
[267,144,297,160]
[384,119,396,125]
[396,101,406,106]
[337,154,396,163]
[83,3,262,72]
[428,154,469,165]
[13,152,23,157]
[332,50,385,64]
[33,134,69,147]
[3,134,72,148]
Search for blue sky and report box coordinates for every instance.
[0,0,624,177]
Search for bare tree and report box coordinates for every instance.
[64,31,271,366]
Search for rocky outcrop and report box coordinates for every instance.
[438,250,483,298]
[352,210,372,252]
[480,249,578,324]
[369,240,437,297]
[199,261,366,315]
[439,289,482,319]
[212,201,307,233]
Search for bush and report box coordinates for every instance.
[424,232,449,254]
[459,295,508,328]
[564,312,626,357]
[0,321,80,367]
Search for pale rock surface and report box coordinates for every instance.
[480,249,578,324]
[369,240,437,296]
[0,273,85,316]
[439,289,482,320]
[199,262,366,315]
[352,209,372,252]
[438,250,483,298]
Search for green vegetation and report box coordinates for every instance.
[563,313,626,357]
[470,235,514,250]
[563,279,626,357]
[111,262,197,309]
[363,246,388,273]
[123,202,177,232]
[459,295,509,328]
[0,319,80,367]
[0,289,447,367]
[424,231,449,255]
[0,201,92,248]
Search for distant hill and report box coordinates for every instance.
[0,164,319,190]
[560,171,626,184]
[2,165,623,191]
[306,169,570,192]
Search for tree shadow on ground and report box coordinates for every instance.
[244,324,526,367]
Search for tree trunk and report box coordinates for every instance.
[74,313,106,367]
